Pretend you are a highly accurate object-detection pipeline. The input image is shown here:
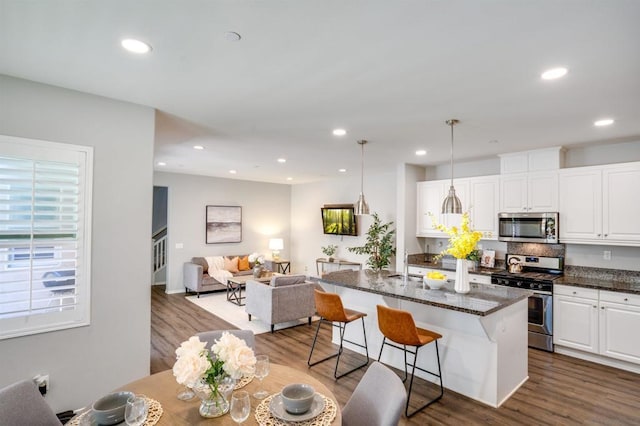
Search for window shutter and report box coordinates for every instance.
[0,135,92,339]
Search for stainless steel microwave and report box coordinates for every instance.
[498,212,559,243]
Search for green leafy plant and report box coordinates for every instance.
[348,213,396,272]
[466,249,481,262]
[321,244,338,258]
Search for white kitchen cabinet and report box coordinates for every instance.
[468,175,499,239]
[499,147,564,174]
[416,179,468,237]
[599,290,640,364]
[553,285,599,353]
[554,285,640,366]
[559,162,640,245]
[500,171,558,212]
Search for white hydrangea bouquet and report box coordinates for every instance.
[172,333,256,417]
[248,252,265,266]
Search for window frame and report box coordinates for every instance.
[0,135,93,339]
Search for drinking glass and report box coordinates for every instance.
[124,394,148,426]
[177,385,195,401]
[229,391,251,425]
[253,354,270,399]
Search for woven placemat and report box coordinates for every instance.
[255,393,337,426]
[235,374,254,390]
[67,397,163,426]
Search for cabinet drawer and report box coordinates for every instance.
[408,266,454,280]
[554,284,599,299]
[469,274,491,285]
[600,290,640,306]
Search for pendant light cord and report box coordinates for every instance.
[360,140,365,194]
[450,121,454,188]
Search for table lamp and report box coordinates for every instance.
[269,238,284,260]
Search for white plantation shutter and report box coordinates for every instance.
[0,135,93,339]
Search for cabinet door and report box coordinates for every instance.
[416,181,445,236]
[558,169,602,241]
[528,172,558,212]
[599,301,640,364]
[500,174,527,212]
[553,294,598,353]
[469,176,499,239]
[602,163,640,243]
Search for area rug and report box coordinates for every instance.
[185,291,317,335]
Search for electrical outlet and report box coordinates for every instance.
[603,250,611,260]
[33,374,49,395]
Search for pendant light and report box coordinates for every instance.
[442,119,462,214]
[354,140,370,215]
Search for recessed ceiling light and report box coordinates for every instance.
[121,38,152,54]
[594,118,614,127]
[286,177,293,181]
[416,150,427,156]
[277,158,286,163]
[224,31,242,42]
[541,67,568,80]
[229,170,237,174]
[193,145,204,150]
[339,168,347,173]
[332,129,347,136]
[157,161,166,166]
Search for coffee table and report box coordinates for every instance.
[226,273,280,306]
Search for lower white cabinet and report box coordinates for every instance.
[554,285,640,365]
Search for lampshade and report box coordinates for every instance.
[269,238,284,250]
[442,119,462,214]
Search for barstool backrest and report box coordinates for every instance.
[377,304,423,346]
[314,289,348,322]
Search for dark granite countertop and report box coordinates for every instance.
[318,269,531,316]
[407,261,501,277]
[555,276,640,295]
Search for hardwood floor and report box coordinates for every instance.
[151,286,640,425]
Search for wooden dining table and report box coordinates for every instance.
[114,363,341,425]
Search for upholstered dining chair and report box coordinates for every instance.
[342,361,407,426]
[196,329,256,351]
[0,379,61,425]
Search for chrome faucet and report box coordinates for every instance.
[403,250,409,282]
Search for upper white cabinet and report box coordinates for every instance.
[559,162,640,245]
[499,147,564,174]
[500,171,558,213]
[468,176,499,239]
[416,179,468,237]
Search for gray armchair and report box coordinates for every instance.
[245,275,319,333]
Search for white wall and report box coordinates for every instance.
[153,172,291,293]
[0,75,154,411]
[290,171,398,276]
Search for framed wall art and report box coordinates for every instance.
[206,205,242,244]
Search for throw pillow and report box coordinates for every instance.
[238,255,250,271]
[224,256,239,273]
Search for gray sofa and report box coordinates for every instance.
[245,274,321,333]
[184,256,253,297]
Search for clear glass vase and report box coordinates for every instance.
[192,376,236,418]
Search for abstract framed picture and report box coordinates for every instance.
[206,205,242,244]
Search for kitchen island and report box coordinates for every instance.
[318,269,532,408]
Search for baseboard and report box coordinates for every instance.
[165,288,185,295]
[554,346,640,374]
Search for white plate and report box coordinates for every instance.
[269,393,325,422]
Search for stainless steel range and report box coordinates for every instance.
[491,254,564,352]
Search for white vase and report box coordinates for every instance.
[455,258,470,294]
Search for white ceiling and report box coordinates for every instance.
[1,1,639,184]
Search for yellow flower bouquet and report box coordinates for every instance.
[433,213,482,259]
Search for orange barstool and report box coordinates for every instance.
[376,304,443,417]
[308,289,369,379]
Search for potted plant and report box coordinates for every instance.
[348,213,396,272]
[321,244,338,262]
